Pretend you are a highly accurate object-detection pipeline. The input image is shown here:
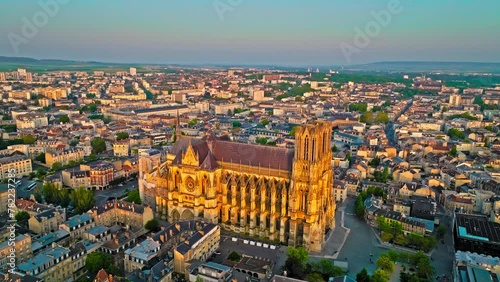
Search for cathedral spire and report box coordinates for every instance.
[175,109,181,140]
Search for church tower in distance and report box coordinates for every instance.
[289,120,335,251]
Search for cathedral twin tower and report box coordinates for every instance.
[139,121,335,252]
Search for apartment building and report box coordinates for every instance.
[0,154,32,178]
[17,246,73,282]
[124,237,161,274]
[0,234,32,272]
[15,113,48,129]
[88,200,154,229]
[113,139,130,157]
[59,213,95,240]
[29,208,66,235]
[80,162,114,190]
[62,169,91,189]
[174,223,220,277]
[45,148,85,167]
[37,87,68,100]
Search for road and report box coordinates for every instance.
[94,179,138,206]
[336,197,387,277]
[385,99,413,147]
[14,177,43,199]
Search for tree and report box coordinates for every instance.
[145,219,159,232]
[356,268,371,282]
[228,251,241,262]
[42,182,71,207]
[59,115,70,123]
[306,273,323,282]
[70,140,79,147]
[310,259,343,280]
[260,119,270,126]
[256,137,268,145]
[450,146,458,157]
[376,255,395,274]
[372,269,390,282]
[375,112,389,124]
[91,138,106,154]
[381,232,394,242]
[22,135,36,144]
[437,225,447,238]
[71,187,95,214]
[283,247,309,279]
[126,189,141,204]
[35,153,45,163]
[15,211,30,221]
[85,251,118,275]
[386,250,399,262]
[2,114,11,120]
[331,145,338,152]
[232,121,241,128]
[116,132,129,141]
[188,119,198,126]
[448,128,465,140]
[289,126,298,137]
[52,162,62,171]
[368,157,380,167]
[360,111,374,124]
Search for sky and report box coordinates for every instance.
[0,0,499,66]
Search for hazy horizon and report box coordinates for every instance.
[1,0,499,66]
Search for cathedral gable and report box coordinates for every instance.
[182,143,199,166]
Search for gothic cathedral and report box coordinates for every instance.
[139,121,335,252]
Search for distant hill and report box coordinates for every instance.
[343,61,500,74]
[0,56,499,74]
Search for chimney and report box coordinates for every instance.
[109,274,113,282]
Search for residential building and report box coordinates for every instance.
[15,113,48,129]
[124,237,161,274]
[62,169,91,189]
[189,262,232,282]
[60,213,95,240]
[17,246,73,282]
[0,154,33,178]
[37,87,68,100]
[28,208,66,235]
[80,162,114,190]
[174,223,220,276]
[0,234,32,271]
[114,139,130,157]
[88,200,154,230]
[45,148,85,167]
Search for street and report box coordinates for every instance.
[94,179,138,206]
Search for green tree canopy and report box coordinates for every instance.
[116,132,129,141]
[356,268,371,282]
[15,211,30,221]
[228,251,241,262]
[22,135,36,144]
[85,251,118,275]
[376,254,395,274]
[59,115,70,123]
[372,269,390,282]
[91,138,106,154]
[145,219,159,232]
[51,162,62,171]
[126,189,141,204]
[71,187,95,214]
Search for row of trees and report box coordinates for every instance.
[376,216,437,252]
[36,183,95,214]
[359,111,390,124]
[356,250,434,282]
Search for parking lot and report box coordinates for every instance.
[211,235,288,277]
[12,177,41,199]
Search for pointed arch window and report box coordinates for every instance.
[304,136,309,160]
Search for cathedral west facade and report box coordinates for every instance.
[139,121,335,251]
